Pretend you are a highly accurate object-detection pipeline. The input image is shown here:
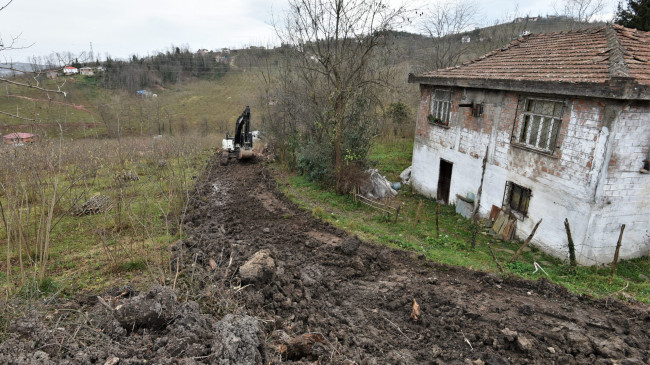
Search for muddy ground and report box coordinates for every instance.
[1,156,649,364]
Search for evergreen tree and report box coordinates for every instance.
[616,0,650,31]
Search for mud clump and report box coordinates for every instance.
[239,249,276,285]
[113,285,177,331]
[339,235,361,255]
[0,286,266,364]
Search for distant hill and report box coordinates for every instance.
[0,62,48,76]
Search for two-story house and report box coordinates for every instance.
[408,25,649,265]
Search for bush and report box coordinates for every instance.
[297,141,333,183]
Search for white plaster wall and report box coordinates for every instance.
[582,106,650,264]
[413,133,594,262]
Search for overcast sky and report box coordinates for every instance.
[0,0,617,64]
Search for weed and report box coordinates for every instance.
[117,259,148,272]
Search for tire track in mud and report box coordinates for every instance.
[180,158,649,364]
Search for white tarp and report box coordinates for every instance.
[359,169,397,200]
[400,166,412,185]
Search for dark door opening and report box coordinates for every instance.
[437,160,453,204]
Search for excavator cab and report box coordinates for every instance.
[221,106,254,165]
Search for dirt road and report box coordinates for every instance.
[2,156,648,364]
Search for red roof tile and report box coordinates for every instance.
[3,132,35,139]
[410,25,650,99]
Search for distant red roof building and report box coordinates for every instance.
[3,132,37,144]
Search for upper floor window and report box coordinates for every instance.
[428,89,451,126]
[517,98,564,153]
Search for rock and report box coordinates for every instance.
[400,166,412,185]
[547,347,556,354]
[263,227,270,233]
[280,333,326,361]
[431,345,442,357]
[517,335,533,352]
[239,249,275,284]
[212,314,265,364]
[104,357,120,365]
[340,236,361,255]
[501,328,518,342]
[639,273,649,282]
[113,286,177,331]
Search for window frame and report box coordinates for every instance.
[503,181,531,217]
[428,88,452,126]
[514,97,565,154]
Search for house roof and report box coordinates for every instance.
[408,24,650,100]
[3,132,35,139]
[64,66,78,69]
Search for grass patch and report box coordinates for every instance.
[275,139,650,304]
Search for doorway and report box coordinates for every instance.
[437,159,453,203]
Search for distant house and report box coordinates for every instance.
[79,67,94,76]
[46,70,58,79]
[461,35,471,43]
[220,48,231,54]
[197,49,209,55]
[96,66,105,72]
[215,54,228,63]
[407,25,650,265]
[3,132,37,145]
[63,66,78,75]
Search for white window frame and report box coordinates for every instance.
[516,98,565,153]
[429,89,452,126]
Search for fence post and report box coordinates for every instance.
[413,200,423,229]
[564,218,577,269]
[611,224,626,279]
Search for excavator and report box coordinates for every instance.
[221,106,254,165]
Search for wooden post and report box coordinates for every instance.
[610,224,625,278]
[435,203,440,239]
[394,204,401,224]
[471,144,490,249]
[510,219,543,263]
[487,242,504,273]
[564,218,577,269]
[413,200,423,229]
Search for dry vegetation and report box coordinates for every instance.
[0,134,216,300]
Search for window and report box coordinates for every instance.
[428,89,451,126]
[517,98,564,152]
[505,182,531,215]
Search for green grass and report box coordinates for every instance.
[276,139,650,304]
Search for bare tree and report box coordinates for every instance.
[273,0,409,191]
[420,0,478,70]
[555,0,609,23]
